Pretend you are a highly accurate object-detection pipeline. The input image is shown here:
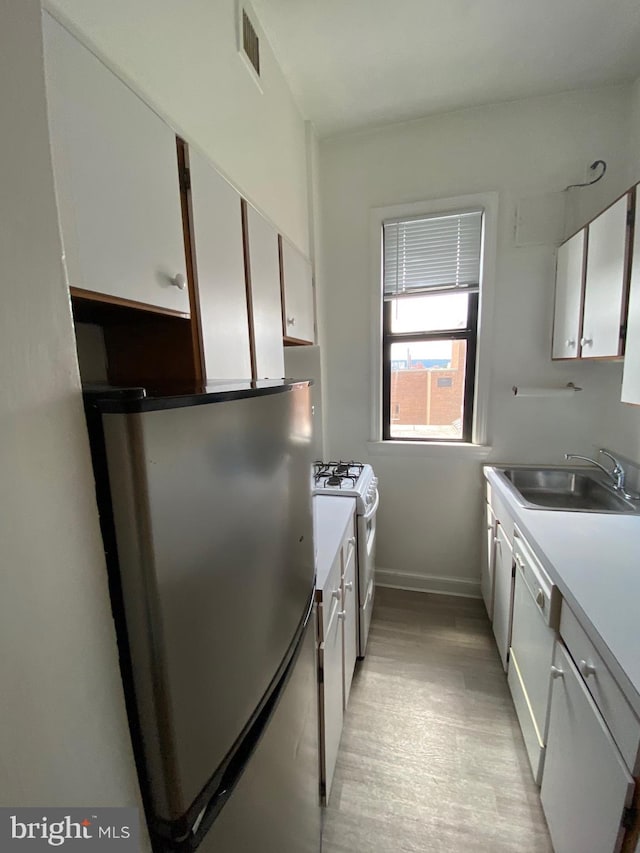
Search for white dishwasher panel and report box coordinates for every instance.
[509,565,556,735]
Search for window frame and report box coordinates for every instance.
[368,192,498,451]
[382,292,479,442]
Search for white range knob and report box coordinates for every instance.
[172,272,187,290]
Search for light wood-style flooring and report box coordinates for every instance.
[322,587,553,853]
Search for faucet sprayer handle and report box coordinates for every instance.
[598,449,621,470]
[598,449,626,491]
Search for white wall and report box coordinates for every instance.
[0,0,146,835]
[47,0,310,254]
[318,86,635,593]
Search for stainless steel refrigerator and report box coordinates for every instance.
[84,380,321,853]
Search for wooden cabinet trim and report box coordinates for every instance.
[620,188,636,357]
[278,233,287,337]
[241,199,258,381]
[70,287,190,320]
[176,138,204,383]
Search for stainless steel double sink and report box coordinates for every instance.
[494,467,640,514]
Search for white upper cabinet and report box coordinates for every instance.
[581,195,630,359]
[552,229,585,360]
[244,204,285,379]
[43,13,189,315]
[187,148,252,379]
[280,238,315,344]
[622,190,640,405]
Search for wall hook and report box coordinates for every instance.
[564,160,607,191]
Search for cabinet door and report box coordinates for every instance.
[581,195,630,358]
[43,13,189,315]
[342,534,357,708]
[541,643,633,853]
[482,502,497,620]
[492,523,514,672]
[318,555,344,804]
[622,191,640,404]
[552,230,585,359]
[244,204,285,379]
[281,238,315,344]
[188,148,252,379]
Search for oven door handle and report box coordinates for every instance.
[362,488,379,521]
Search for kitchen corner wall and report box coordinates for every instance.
[318,85,636,593]
[47,0,310,255]
[594,74,640,465]
[0,0,147,832]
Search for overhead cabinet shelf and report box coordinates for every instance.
[43,13,317,389]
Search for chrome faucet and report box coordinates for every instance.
[564,449,640,500]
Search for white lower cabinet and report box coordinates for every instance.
[313,496,357,804]
[492,522,514,671]
[342,533,358,708]
[482,502,497,620]
[317,550,343,805]
[541,642,635,853]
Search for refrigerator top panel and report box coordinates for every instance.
[91,382,315,827]
[83,378,312,414]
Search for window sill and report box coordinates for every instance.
[366,440,492,460]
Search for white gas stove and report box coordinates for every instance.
[312,460,379,658]
[312,461,378,516]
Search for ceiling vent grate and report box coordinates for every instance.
[242,8,260,77]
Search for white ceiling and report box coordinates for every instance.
[250,0,640,137]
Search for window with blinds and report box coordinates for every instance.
[381,209,484,442]
[383,210,483,299]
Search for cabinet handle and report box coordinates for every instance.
[551,665,564,679]
[580,337,593,347]
[332,588,342,602]
[287,316,296,326]
[344,581,353,592]
[565,339,576,348]
[337,610,346,622]
[493,536,501,547]
[515,554,525,570]
[171,272,187,291]
[349,536,356,546]
[580,659,597,677]
[535,589,545,609]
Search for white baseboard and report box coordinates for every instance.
[376,567,481,599]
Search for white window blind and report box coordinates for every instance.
[383,210,483,300]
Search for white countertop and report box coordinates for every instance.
[484,466,640,718]
[313,495,356,590]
